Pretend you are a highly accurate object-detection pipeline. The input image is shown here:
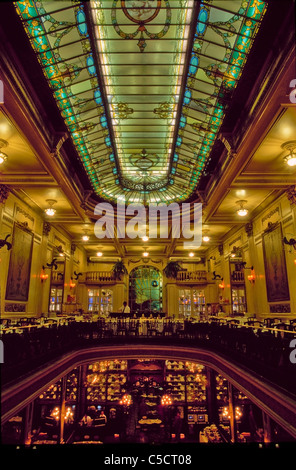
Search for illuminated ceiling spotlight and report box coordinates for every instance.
[143,250,149,257]
[82,229,90,241]
[189,252,194,257]
[45,199,57,216]
[142,235,149,242]
[0,139,8,165]
[282,140,296,167]
[96,251,103,257]
[202,229,210,242]
[236,200,248,217]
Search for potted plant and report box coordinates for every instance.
[163,261,183,279]
[111,260,128,280]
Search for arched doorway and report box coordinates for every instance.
[129,266,162,314]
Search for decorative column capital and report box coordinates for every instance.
[43,221,51,236]
[286,184,296,206]
[245,222,253,238]
[0,184,10,205]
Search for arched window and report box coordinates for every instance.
[129,266,162,313]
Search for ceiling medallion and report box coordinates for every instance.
[112,0,171,52]
[129,149,159,171]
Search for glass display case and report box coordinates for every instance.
[178,289,205,318]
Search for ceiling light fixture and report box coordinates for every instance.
[45,199,57,216]
[202,230,210,242]
[189,252,194,257]
[0,139,8,165]
[282,141,296,167]
[143,251,149,257]
[82,229,89,241]
[236,200,248,217]
[96,251,103,257]
[142,235,149,242]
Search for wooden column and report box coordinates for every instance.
[59,376,66,444]
[22,401,34,444]
[228,382,237,442]
[262,410,272,443]
[206,368,219,424]
[76,364,87,421]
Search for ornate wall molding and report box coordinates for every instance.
[245,222,253,238]
[286,184,296,206]
[0,184,10,205]
[43,222,51,236]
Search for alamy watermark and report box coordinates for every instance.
[0,340,3,364]
[94,198,202,249]
[289,79,296,103]
[0,79,4,104]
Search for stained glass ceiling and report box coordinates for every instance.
[15,0,267,205]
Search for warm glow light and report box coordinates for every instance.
[285,154,296,167]
[142,235,149,242]
[236,200,248,217]
[294,259,296,265]
[161,394,173,406]
[189,252,194,257]
[203,236,210,242]
[237,208,248,217]
[0,152,7,164]
[82,234,89,241]
[218,282,225,289]
[96,251,103,257]
[143,251,149,257]
[45,199,57,216]
[45,207,56,216]
[120,394,132,406]
[40,271,48,282]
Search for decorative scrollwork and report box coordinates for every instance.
[111,0,171,52]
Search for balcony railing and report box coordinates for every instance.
[176,270,208,282]
[85,271,116,283]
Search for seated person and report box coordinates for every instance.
[79,414,93,427]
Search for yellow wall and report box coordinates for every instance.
[1,191,295,319]
[207,193,296,320]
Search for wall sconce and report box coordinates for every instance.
[0,234,12,251]
[283,235,296,252]
[212,271,223,280]
[69,278,76,289]
[73,271,83,280]
[43,258,58,270]
[45,199,57,216]
[0,139,8,165]
[218,281,225,289]
[40,270,49,282]
[247,270,255,284]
